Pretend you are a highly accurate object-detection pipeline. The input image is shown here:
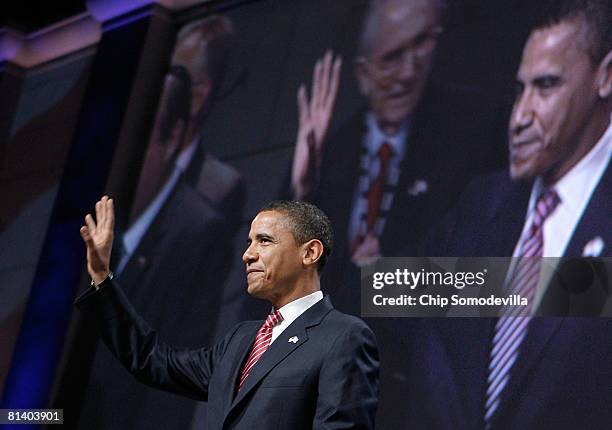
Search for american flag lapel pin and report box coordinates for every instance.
[407,179,428,197]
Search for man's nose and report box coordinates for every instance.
[511,89,535,135]
[397,50,417,82]
[242,243,257,264]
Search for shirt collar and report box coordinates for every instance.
[556,115,612,206]
[529,115,612,215]
[175,136,199,172]
[275,290,324,326]
[122,168,182,256]
[365,112,409,159]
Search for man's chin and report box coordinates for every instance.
[509,162,536,183]
[246,282,266,299]
[377,109,414,133]
[246,282,258,296]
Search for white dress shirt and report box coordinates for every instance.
[513,116,612,307]
[270,290,324,344]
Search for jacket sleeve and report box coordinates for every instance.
[314,320,380,429]
[74,279,240,401]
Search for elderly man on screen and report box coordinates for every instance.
[289,0,505,313]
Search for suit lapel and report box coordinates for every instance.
[564,161,612,257]
[484,180,560,423]
[439,318,495,429]
[221,322,261,416]
[224,297,333,423]
[117,221,165,289]
[484,178,530,257]
[328,115,366,253]
[493,318,563,425]
[317,113,367,269]
[183,138,206,186]
[116,181,182,295]
[230,318,310,407]
[448,179,529,425]
[381,120,433,249]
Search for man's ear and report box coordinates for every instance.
[355,57,371,97]
[302,239,324,269]
[596,49,612,99]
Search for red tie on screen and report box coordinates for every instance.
[237,309,283,390]
[484,188,560,427]
[352,142,393,253]
[366,142,393,231]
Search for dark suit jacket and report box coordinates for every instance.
[77,179,232,430]
[407,161,612,429]
[75,282,380,430]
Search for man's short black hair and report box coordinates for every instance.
[533,0,612,63]
[259,201,333,274]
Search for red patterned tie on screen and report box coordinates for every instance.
[484,188,560,427]
[366,142,393,231]
[237,309,283,390]
[352,142,393,252]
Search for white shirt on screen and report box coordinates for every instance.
[513,116,612,308]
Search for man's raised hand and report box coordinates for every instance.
[291,50,342,200]
[80,196,115,285]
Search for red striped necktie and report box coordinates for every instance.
[237,309,283,390]
[484,188,560,427]
[352,141,393,253]
[366,141,393,232]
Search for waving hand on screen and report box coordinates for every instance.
[291,51,342,200]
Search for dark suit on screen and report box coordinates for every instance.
[407,161,612,429]
[77,179,232,430]
[183,141,246,233]
[75,281,380,430]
